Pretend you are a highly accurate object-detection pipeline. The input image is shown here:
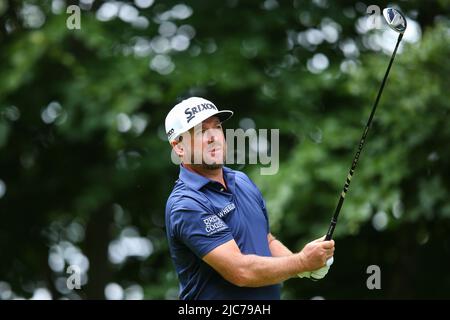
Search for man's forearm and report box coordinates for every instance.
[238,253,305,287]
[233,233,297,287]
[203,236,332,287]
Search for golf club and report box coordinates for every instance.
[324,8,407,241]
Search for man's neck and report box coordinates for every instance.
[183,164,226,189]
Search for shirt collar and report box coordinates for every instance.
[179,165,236,192]
[222,166,236,192]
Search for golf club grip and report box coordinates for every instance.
[325,33,403,241]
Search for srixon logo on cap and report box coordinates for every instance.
[185,103,218,123]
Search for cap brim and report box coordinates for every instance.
[216,110,233,123]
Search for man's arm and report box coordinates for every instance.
[203,237,334,288]
[268,233,293,257]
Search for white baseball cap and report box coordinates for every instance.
[165,97,233,143]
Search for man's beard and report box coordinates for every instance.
[201,163,223,170]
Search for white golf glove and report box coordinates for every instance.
[298,257,334,280]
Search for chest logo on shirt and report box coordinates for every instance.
[216,203,236,219]
[202,216,227,235]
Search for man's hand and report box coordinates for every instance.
[297,236,335,280]
[298,236,335,271]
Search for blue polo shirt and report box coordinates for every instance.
[165,165,281,300]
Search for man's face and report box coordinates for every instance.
[179,116,226,170]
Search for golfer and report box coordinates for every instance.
[165,97,335,300]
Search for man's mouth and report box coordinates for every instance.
[208,146,221,153]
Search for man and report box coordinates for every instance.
[165,97,335,300]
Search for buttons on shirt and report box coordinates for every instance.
[211,182,225,192]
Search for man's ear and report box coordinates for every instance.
[171,140,184,158]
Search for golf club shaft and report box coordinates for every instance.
[325,33,403,241]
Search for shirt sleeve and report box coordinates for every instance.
[169,198,234,258]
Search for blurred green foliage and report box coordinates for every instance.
[0,0,449,299]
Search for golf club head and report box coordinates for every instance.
[383,8,407,33]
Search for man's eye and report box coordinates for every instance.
[199,126,221,133]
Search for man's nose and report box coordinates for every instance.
[207,133,215,144]
[205,129,217,143]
